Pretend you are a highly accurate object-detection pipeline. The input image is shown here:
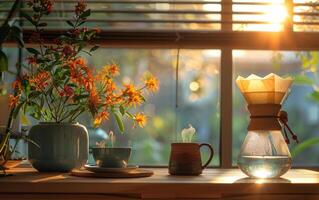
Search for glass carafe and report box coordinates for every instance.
[238,130,291,178]
[236,74,294,179]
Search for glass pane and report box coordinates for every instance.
[177,49,221,166]
[21,48,221,166]
[233,50,319,166]
[0,47,26,159]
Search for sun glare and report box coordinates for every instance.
[264,5,288,23]
[232,1,288,31]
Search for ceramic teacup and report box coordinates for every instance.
[169,143,214,175]
[92,147,131,168]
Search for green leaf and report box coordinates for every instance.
[20,12,36,26]
[294,75,314,85]
[125,111,135,118]
[78,21,85,26]
[114,112,124,133]
[80,9,91,19]
[26,48,40,55]
[23,136,40,149]
[0,50,8,72]
[9,25,23,45]
[67,83,78,88]
[291,137,319,157]
[30,112,41,120]
[38,22,47,27]
[119,105,125,116]
[0,24,10,43]
[308,91,319,103]
[66,20,74,27]
[5,0,21,22]
[13,102,24,119]
[10,25,22,34]
[28,91,41,99]
[89,45,99,52]
[140,95,146,102]
[74,94,89,101]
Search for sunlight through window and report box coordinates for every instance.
[233,0,288,31]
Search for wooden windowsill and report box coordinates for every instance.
[0,165,319,199]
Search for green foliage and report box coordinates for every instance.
[297,52,319,72]
[0,0,24,170]
[10,0,158,131]
[26,48,40,55]
[309,91,319,102]
[114,112,124,133]
[0,0,24,72]
[294,74,315,85]
[291,137,319,157]
[292,52,319,157]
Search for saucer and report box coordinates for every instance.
[84,164,138,173]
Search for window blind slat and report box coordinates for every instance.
[1,0,319,32]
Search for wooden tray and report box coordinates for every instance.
[71,168,154,178]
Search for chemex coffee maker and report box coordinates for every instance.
[236,73,298,179]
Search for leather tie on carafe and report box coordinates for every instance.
[278,111,299,144]
[248,104,299,145]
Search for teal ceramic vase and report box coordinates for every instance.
[28,122,88,172]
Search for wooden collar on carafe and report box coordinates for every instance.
[247,104,299,144]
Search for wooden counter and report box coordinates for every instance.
[1,166,319,200]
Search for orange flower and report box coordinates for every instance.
[97,63,120,79]
[134,112,147,128]
[88,85,100,112]
[9,95,19,108]
[128,94,143,107]
[75,0,87,16]
[121,83,145,107]
[107,63,120,76]
[12,80,21,91]
[93,28,101,34]
[68,58,95,91]
[104,79,117,93]
[104,93,120,106]
[93,111,109,127]
[122,84,137,96]
[69,57,86,69]
[145,74,159,92]
[29,71,50,91]
[75,57,86,66]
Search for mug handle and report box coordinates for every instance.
[199,143,214,169]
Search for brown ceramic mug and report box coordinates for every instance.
[168,143,214,176]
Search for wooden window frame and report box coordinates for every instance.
[6,0,319,168]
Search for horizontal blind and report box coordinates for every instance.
[1,0,319,32]
[1,0,222,31]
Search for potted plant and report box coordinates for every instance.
[10,0,159,172]
[0,0,26,173]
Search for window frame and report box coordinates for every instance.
[5,0,319,168]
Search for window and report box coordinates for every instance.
[1,0,319,167]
